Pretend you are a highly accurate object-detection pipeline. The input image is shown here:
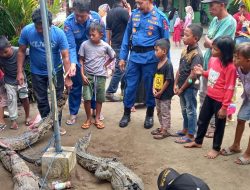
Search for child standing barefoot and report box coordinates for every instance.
[185,36,237,159]
[221,42,250,165]
[0,36,31,129]
[151,39,174,139]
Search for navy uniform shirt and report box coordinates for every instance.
[64,11,106,66]
[120,7,170,64]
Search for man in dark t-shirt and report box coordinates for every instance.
[105,0,130,102]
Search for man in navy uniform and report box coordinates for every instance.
[119,0,170,129]
[64,0,105,124]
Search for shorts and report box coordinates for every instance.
[5,83,29,120]
[237,99,250,121]
[82,74,106,102]
[0,79,7,108]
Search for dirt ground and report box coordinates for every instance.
[1,38,250,189]
[0,84,250,190]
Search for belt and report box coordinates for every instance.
[131,46,155,53]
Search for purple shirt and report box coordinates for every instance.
[238,68,250,101]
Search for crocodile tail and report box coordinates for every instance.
[76,132,92,152]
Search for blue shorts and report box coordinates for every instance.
[237,99,250,121]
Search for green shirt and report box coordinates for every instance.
[203,14,236,70]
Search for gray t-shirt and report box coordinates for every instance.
[78,40,115,76]
[0,47,28,85]
[238,68,250,101]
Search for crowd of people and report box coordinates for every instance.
[0,0,250,166]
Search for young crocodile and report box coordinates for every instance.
[75,133,144,190]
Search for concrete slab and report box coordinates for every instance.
[42,146,76,181]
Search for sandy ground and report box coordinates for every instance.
[1,39,250,190]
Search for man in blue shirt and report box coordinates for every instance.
[119,0,170,129]
[64,0,105,124]
[17,8,73,135]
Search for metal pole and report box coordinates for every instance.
[39,0,62,152]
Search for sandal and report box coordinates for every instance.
[59,128,67,135]
[153,132,171,139]
[25,119,32,126]
[0,124,7,131]
[175,136,193,144]
[81,120,92,129]
[220,147,242,156]
[10,125,18,130]
[66,115,77,125]
[235,156,250,165]
[175,130,186,137]
[94,121,105,129]
[151,128,162,135]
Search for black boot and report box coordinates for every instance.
[119,107,131,128]
[144,107,154,129]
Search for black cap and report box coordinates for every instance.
[201,0,229,3]
[158,168,210,190]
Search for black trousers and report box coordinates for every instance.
[31,70,64,126]
[195,95,226,151]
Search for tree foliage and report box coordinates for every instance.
[0,0,38,41]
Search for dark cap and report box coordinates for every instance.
[201,0,229,3]
[158,168,210,190]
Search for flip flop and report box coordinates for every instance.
[59,128,67,135]
[94,121,105,129]
[81,121,92,129]
[220,147,242,156]
[175,136,193,144]
[66,115,77,125]
[0,124,7,131]
[153,132,171,139]
[151,128,162,135]
[175,130,186,137]
[10,125,18,130]
[25,120,32,126]
[235,156,250,165]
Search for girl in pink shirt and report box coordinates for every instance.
[184,36,237,159]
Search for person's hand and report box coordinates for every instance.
[119,60,126,72]
[239,15,246,23]
[176,88,183,96]
[154,91,162,99]
[204,35,212,48]
[68,63,76,77]
[64,77,73,90]
[193,64,203,75]
[17,72,24,86]
[153,88,157,96]
[217,108,227,119]
[125,3,131,15]
[173,84,179,94]
[82,75,89,85]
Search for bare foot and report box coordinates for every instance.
[184,141,202,148]
[204,149,220,159]
[10,122,18,130]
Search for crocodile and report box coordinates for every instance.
[0,147,39,190]
[75,133,144,190]
[0,90,68,151]
[0,91,68,189]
